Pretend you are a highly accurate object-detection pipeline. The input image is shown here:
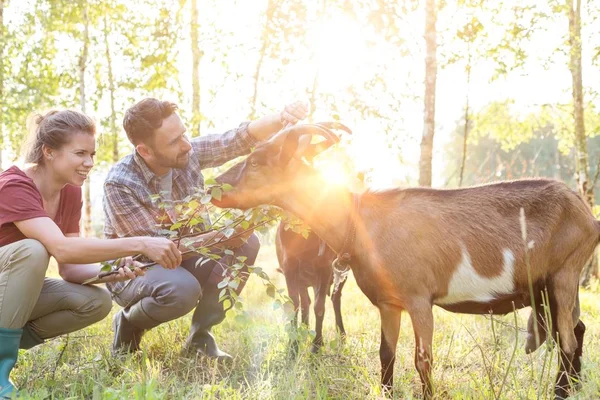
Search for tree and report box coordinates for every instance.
[419,0,438,187]
[102,10,118,162]
[78,0,92,237]
[190,0,201,137]
[249,0,278,121]
[0,0,5,171]
[568,0,592,204]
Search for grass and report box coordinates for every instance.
[11,245,600,399]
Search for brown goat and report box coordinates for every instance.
[276,222,346,354]
[214,124,599,399]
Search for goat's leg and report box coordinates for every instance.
[284,270,301,358]
[571,295,584,391]
[549,272,579,399]
[311,285,327,353]
[408,302,434,400]
[331,278,347,341]
[379,304,401,396]
[300,286,311,326]
[571,319,585,391]
[525,289,549,354]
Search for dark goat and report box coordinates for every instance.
[213,123,599,399]
[276,222,346,354]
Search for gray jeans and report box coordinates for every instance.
[0,239,113,348]
[107,234,260,331]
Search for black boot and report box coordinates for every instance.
[111,310,145,356]
[183,284,232,361]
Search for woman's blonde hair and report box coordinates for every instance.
[23,109,96,165]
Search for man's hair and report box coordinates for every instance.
[123,98,178,145]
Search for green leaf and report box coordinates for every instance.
[223,227,235,238]
[211,187,222,201]
[217,279,229,289]
[222,299,232,310]
[266,286,276,298]
[100,263,112,272]
[228,280,239,290]
[205,178,217,185]
[222,183,233,192]
[224,249,234,256]
[200,195,212,204]
[234,301,244,310]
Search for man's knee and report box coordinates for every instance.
[157,278,202,318]
[238,233,260,265]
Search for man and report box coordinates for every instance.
[103,98,307,359]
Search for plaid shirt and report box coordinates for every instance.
[103,122,257,239]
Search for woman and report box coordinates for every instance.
[0,110,182,398]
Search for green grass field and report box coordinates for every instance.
[12,246,600,399]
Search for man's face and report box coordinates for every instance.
[143,113,193,170]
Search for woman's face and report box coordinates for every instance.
[47,131,96,186]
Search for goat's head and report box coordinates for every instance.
[214,122,352,210]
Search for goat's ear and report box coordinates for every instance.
[278,131,311,167]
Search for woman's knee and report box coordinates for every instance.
[75,286,113,323]
[15,239,50,276]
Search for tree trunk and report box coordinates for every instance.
[419,0,437,187]
[250,0,277,120]
[568,0,596,285]
[569,0,591,204]
[103,14,118,163]
[190,0,201,137]
[79,0,92,237]
[0,0,4,171]
[308,0,326,123]
[458,50,472,188]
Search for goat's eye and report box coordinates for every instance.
[250,159,259,167]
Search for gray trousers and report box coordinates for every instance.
[107,234,260,333]
[0,239,113,348]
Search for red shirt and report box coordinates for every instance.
[0,166,82,247]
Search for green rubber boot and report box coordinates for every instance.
[0,328,22,399]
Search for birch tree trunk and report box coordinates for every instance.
[0,0,4,171]
[191,0,201,137]
[79,0,92,237]
[419,0,437,187]
[103,13,118,163]
[570,0,597,285]
[250,0,277,120]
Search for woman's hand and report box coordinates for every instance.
[109,257,146,282]
[140,237,182,269]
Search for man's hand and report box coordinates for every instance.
[280,101,309,127]
[140,237,182,269]
[247,101,309,141]
[110,257,146,282]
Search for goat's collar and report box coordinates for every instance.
[331,193,360,294]
[335,192,361,267]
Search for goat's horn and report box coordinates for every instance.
[314,122,352,135]
[278,124,342,167]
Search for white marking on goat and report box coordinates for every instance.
[434,248,515,305]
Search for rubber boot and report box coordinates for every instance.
[0,327,22,399]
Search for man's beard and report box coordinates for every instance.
[158,152,190,170]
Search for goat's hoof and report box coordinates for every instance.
[554,386,571,400]
[311,342,323,354]
[525,333,544,354]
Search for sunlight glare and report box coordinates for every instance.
[307,14,367,92]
